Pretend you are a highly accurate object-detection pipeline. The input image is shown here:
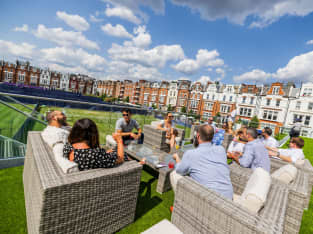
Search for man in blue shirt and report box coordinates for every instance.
[229,127,270,172]
[172,124,233,200]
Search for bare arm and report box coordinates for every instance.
[113,133,124,164]
[116,129,132,137]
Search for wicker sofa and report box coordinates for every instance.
[23,131,142,234]
[229,163,309,234]
[171,175,289,234]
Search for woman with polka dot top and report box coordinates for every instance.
[63,118,124,171]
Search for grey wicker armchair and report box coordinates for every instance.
[143,124,185,152]
[23,132,142,234]
[229,163,309,234]
[171,176,288,234]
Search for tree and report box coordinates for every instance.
[249,115,260,129]
[181,106,186,113]
[167,104,172,111]
[124,96,130,103]
[214,112,221,123]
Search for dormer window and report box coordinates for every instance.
[272,86,280,95]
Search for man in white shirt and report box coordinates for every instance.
[261,127,279,148]
[41,110,78,173]
[267,137,305,163]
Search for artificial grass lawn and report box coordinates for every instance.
[39,106,156,144]
[0,104,28,138]
[0,166,174,234]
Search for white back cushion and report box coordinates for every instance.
[234,167,271,214]
[151,121,162,128]
[271,164,297,184]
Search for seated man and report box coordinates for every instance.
[267,137,305,163]
[229,127,270,173]
[41,110,78,173]
[207,117,217,133]
[261,127,278,148]
[171,124,233,200]
[115,108,143,145]
[42,110,70,147]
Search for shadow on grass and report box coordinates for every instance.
[135,166,162,220]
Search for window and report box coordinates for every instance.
[242,97,246,103]
[221,105,230,113]
[18,73,25,81]
[240,107,252,117]
[229,96,233,102]
[266,99,271,106]
[250,97,254,105]
[151,96,156,101]
[71,83,76,89]
[296,101,301,110]
[4,71,13,81]
[304,116,311,126]
[212,95,215,100]
[180,99,185,106]
[30,75,37,85]
[262,110,278,121]
[303,88,313,96]
[223,95,226,101]
[276,100,281,107]
[205,102,213,111]
[159,96,165,103]
[308,102,313,111]
[272,86,280,95]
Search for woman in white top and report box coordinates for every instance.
[227,129,247,158]
[157,112,178,149]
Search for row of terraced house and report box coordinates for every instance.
[0,60,97,95]
[98,79,313,138]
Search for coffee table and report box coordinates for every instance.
[125,144,175,194]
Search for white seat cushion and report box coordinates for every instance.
[295,159,305,166]
[271,164,298,184]
[106,135,117,148]
[141,219,182,234]
[234,167,271,214]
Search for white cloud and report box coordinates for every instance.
[170,0,313,28]
[102,0,165,14]
[90,15,103,23]
[101,24,133,38]
[0,40,35,58]
[215,67,225,78]
[108,43,184,68]
[172,49,224,75]
[131,26,151,48]
[306,40,313,45]
[198,75,212,85]
[56,11,90,31]
[33,24,99,50]
[273,50,313,82]
[105,6,141,24]
[13,24,29,32]
[40,47,106,71]
[233,69,270,83]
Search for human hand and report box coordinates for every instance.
[172,153,179,161]
[107,149,113,153]
[130,133,138,139]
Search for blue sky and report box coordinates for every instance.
[1,0,313,85]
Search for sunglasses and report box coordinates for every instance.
[123,114,129,116]
[168,116,173,118]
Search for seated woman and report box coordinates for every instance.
[227,129,247,158]
[63,118,124,171]
[157,112,178,149]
